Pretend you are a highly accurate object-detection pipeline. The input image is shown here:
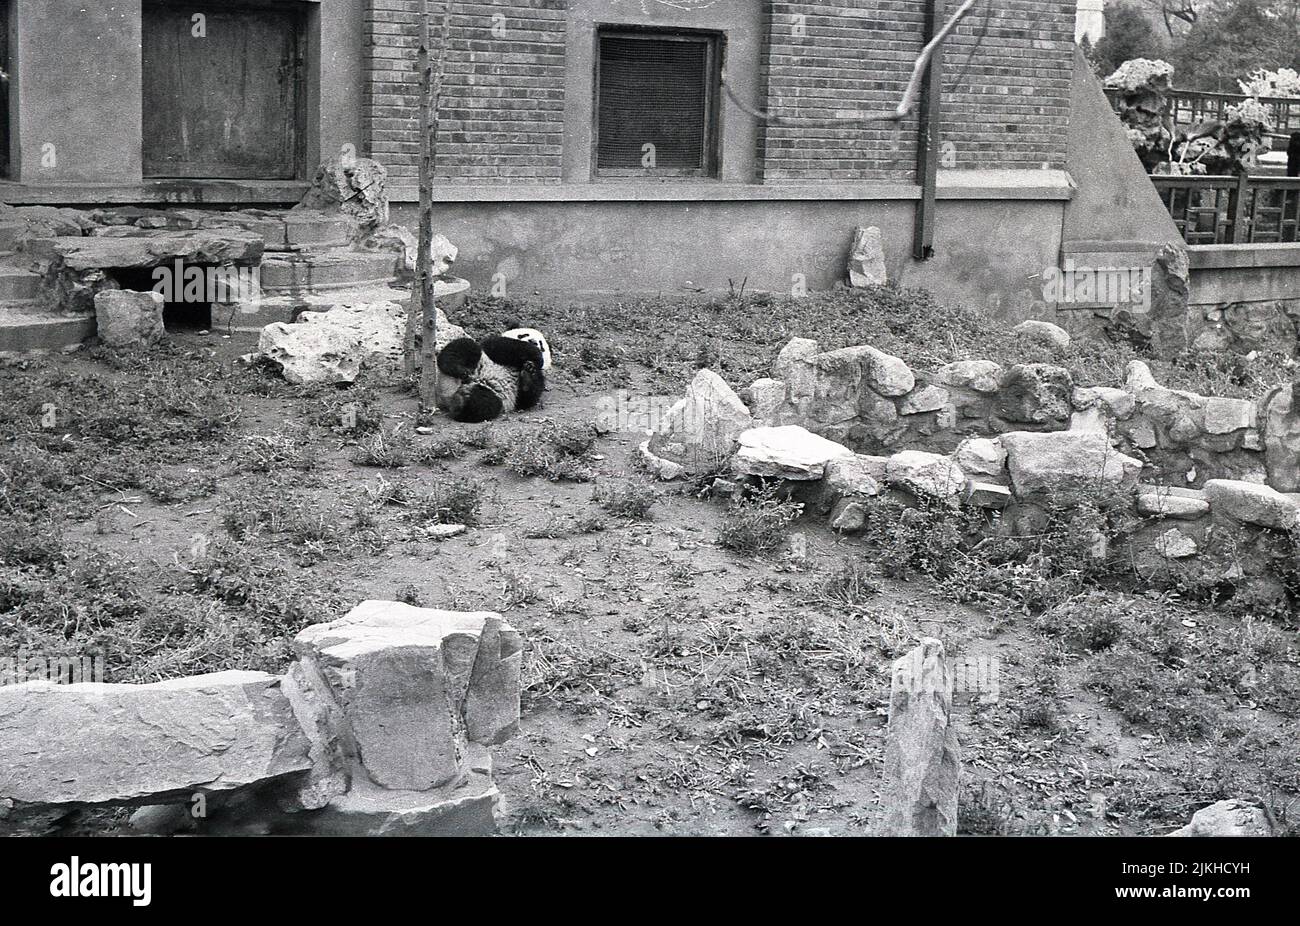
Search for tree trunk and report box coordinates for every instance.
[417,2,452,413]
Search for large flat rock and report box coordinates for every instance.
[732,425,853,479]
[28,230,264,270]
[0,671,311,811]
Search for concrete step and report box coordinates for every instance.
[0,265,43,301]
[260,249,401,295]
[0,308,95,353]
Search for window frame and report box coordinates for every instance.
[590,25,723,180]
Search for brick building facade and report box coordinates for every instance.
[0,1,1176,321]
[361,0,1076,188]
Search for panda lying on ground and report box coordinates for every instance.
[436,327,552,423]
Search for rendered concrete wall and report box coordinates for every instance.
[394,193,1065,321]
[12,0,143,184]
[3,0,364,192]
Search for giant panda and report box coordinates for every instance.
[436,328,551,423]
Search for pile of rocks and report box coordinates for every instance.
[0,601,522,837]
[643,336,1300,605]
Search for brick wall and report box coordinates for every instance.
[759,1,926,182]
[364,0,1076,186]
[942,0,1076,169]
[364,0,567,185]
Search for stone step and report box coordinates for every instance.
[0,266,43,301]
[0,308,95,353]
[260,249,400,295]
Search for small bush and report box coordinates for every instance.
[718,490,802,556]
[407,478,483,526]
[592,481,657,520]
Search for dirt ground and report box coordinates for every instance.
[3,306,1298,837]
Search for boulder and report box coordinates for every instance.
[296,157,390,229]
[963,481,1012,509]
[282,746,499,837]
[1013,319,1071,352]
[1166,799,1271,837]
[94,290,165,347]
[1153,528,1198,559]
[830,498,868,532]
[1136,485,1210,519]
[953,437,1006,478]
[823,454,886,500]
[653,369,754,463]
[0,671,311,812]
[1203,479,1300,530]
[732,426,853,480]
[293,601,521,791]
[996,363,1074,427]
[258,321,366,385]
[1203,396,1256,435]
[934,360,1003,394]
[885,450,965,500]
[847,225,887,287]
[880,639,959,837]
[745,377,789,425]
[1260,381,1300,492]
[898,384,950,415]
[639,440,686,481]
[259,301,464,384]
[1001,431,1143,503]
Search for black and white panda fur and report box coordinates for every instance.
[436,328,551,423]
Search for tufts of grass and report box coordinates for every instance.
[592,480,657,520]
[717,489,803,556]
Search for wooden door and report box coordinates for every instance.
[142,3,302,179]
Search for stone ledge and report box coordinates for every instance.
[386,171,1076,204]
[0,180,311,207]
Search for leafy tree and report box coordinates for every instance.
[1171,0,1300,91]
[1092,2,1167,77]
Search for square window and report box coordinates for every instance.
[595,29,721,178]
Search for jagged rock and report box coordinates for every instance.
[830,498,867,532]
[996,363,1074,427]
[652,369,754,463]
[1202,397,1256,435]
[745,377,788,425]
[934,360,1003,394]
[282,746,498,837]
[639,440,685,481]
[292,601,521,791]
[1136,485,1210,519]
[732,426,853,480]
[772,337,819,381]
[885,450,965,499]
[1166,799,1271,837]
[954,437,1006,478]
[847,225,887,287]
[1001,431,1142,503]
[964,481,1012,509]
[360,223,419,274]
[1154,528,1198,559]
[1,204,97,242]
[259,301,464,384]
[258,321,366,385]
[1203,479,1300,530]
[1261,381,1300,491]
[881,639,959,837]
[1013,319,1071,352]
[823,454,885,501]
[296,157,390,229]
[280,659,350,810]
[898,384,950,415]
[0,671,311,812]
[94,290,165,347]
